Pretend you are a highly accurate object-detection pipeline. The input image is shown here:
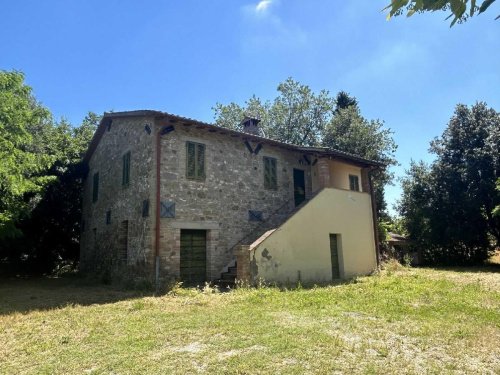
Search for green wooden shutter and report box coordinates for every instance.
[186,142,196,178]
[270,158,277,189]
[197,143,205,178]
[122,152,130,186]
[264,157,277,189]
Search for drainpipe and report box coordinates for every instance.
[368,167,381,268]
[155,127,162,294]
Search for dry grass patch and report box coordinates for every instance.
[0,267,498,374]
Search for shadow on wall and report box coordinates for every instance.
[0,277,152,316]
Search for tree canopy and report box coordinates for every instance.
[384,0,499,26]
[0,70,98,273]
[0,71,54,237]
[398,102,500,265]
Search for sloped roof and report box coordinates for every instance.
[83,110,385,168]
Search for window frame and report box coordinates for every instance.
[92,172,99,203]
[263,156,278,190]
[349,174,360,192]
[122,151,131,187]
[185,141,206,180]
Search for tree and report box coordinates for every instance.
[213,78,335,146]
[0,112,99,273]
[384,0,499,26]
[398,102,500,265]
[334,91,358,113]
[0,71,54,238]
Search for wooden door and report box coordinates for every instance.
[329,234,340,279]
[180,230,207,285]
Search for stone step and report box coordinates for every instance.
[221,272,236,281]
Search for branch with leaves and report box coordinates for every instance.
[384,0,498,26]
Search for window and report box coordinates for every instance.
[349,174,360,191]
[142,199,150,217]
[119,220,128,262]
[122,151,131,187]
[263,156,277,190]
[92,172,99,202]
[186,141,205,180]
[106,210,111,225]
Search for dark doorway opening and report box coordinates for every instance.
[293,169,306,207]
[180,229,207,285]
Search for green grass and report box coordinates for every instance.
[0,266,499,374]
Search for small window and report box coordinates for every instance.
[106,210,111,225]
[186,141,205,180]
[142,199,150,217]
[263,157,277,190]
[122,151,131,187]
[349,174,360,191]
[92,172,99,202]
[119,220,129,262]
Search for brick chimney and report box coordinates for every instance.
[240,116,261,136]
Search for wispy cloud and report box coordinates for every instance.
[240,0,307,51]
[255,0,272,13]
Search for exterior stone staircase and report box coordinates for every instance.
[215,262,238,290]
[215,190,323,289]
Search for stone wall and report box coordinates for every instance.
[155,121,314,280]
[80,117,155,274]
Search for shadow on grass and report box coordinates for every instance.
[0,276,153,316]
[417,262,500,274]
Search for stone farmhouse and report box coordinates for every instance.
[80,110,383,286]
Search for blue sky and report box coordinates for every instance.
[1,1,499,213]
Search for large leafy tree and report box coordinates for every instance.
[399,102,500,265]
[0,112,98,273]
[0,70,99,272]
[0,71,54,237]
[213,78,334,146]
[384,0,499,26]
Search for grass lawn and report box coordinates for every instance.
[0,265,499,374]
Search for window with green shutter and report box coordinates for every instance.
[92,172,99,202]
[122,151,131,187]
[263,156,277,190]
[186,141,206,180]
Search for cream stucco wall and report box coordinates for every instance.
[250,188,377,284]
[330,160,363,192]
